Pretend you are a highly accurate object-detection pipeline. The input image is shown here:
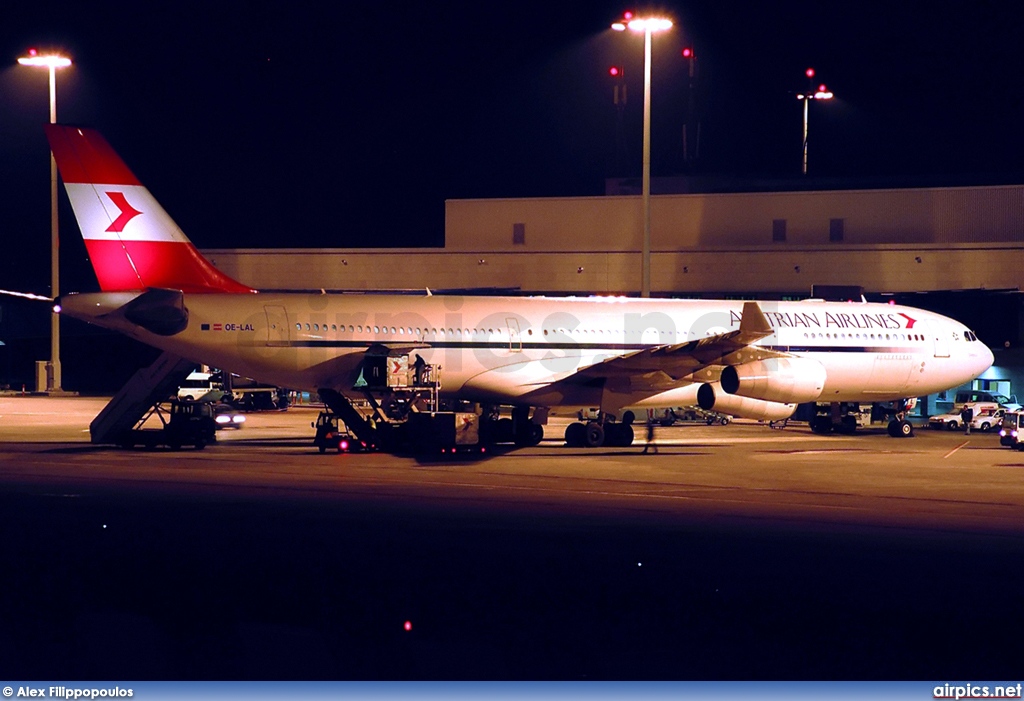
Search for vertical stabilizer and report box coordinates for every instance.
[45,125,255,294]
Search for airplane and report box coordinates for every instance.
[45,124,994,448]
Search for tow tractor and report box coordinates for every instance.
[808,399,916,437]
[313,410,371,453]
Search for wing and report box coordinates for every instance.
[557,301,786,393]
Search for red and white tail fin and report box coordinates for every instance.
[45,125,255,294]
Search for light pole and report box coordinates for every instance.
[612,12,672,298]
[18,49,72,392]
[797,68,833,176]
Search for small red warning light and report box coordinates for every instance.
[404,620,413,632]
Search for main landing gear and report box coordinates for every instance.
[564,410,636,448]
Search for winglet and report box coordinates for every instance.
[739,301,773,336]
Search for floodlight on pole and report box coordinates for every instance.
[797,67,833,175]
[611,12,672,298]
[18,48,72,392]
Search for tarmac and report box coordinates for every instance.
[1,396,1022,679]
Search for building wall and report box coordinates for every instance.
[444,185,1024,252]
[201,185,1024,295]
[203,244,1024,296]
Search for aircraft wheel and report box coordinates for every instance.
[621,410,635,426]
[611,423,634,447]
[497,417,515,443]
[898,420,914,437]
[584,422,605,448]
[516,423,544,447]
[564,422,586,447]
[603,423,623,447]
[810,416,833,434]
[720,416,730,426]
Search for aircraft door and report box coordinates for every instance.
[928,319,950,358]
[506,317,522,352]
[265,305,290,346]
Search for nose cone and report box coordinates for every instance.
[979,342,995,375]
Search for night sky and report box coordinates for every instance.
[2,1,1024,297]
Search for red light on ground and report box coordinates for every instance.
[806,68,815,78]
[682,47,692,58]
[404,620,413,631]
[609,66,621,77]
[339,440,349,451]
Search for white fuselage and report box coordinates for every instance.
[63,292,994,412]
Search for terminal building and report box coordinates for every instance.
[201,181,1024,418]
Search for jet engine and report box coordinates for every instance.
[720,357,826,404]
[696,382,796,421]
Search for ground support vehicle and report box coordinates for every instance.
[315,353,543,455]
[999,411,1024,448]
[117,399,218,450]
[657,407,731,426]
[930,405,1005,432]
[312,411,367,453]
[809,400,916,437]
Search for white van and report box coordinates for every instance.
[177,371,225,403]
[953,390,1021,412]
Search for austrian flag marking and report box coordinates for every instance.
[104,191,143,232]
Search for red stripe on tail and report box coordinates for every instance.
[83,239,255,294]
[44,125,140,186]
